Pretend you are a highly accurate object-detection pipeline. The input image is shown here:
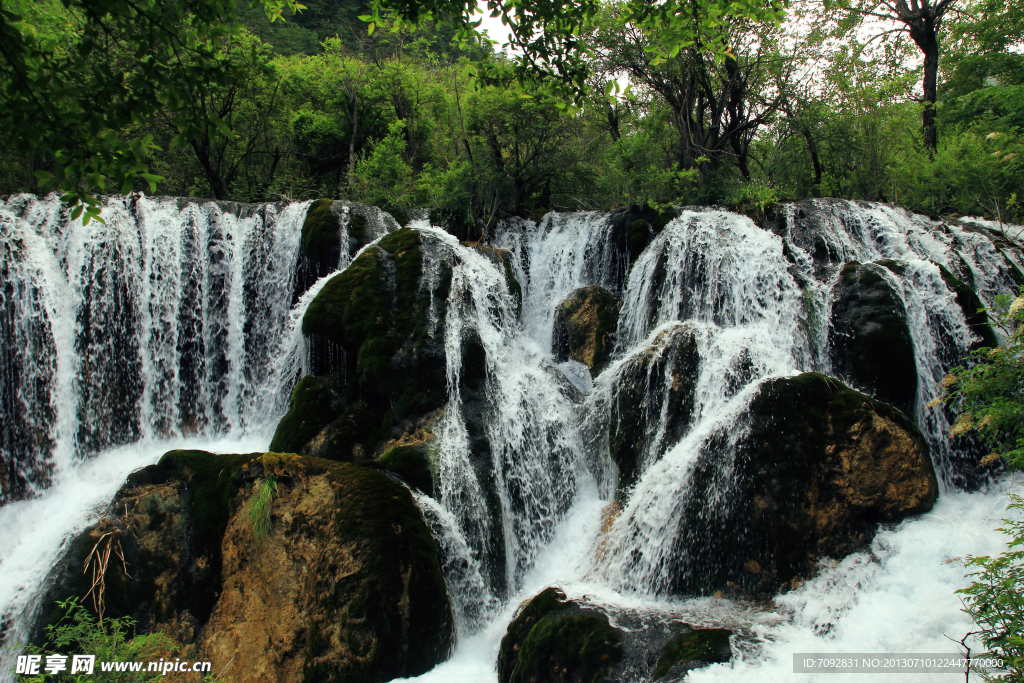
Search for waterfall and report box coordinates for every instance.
[0,193,1020,683]
[412,223,595,633]
[400,201,1020,681]
[0,192,350,675]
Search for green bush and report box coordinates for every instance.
[938,287,1024,470]
[13,598,175,682]
[958,495,1024,682]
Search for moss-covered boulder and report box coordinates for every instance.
[828,261,917,416]
[294,200,402,301]
[653,626,733,680]
[552,286,621,377]
[269,376,345,455]
[36,450,453,683]
[609,204,677,264]
[670,373,937,596]
[498,588,623,683]
[295,228,452,461]
[603,323,700,495]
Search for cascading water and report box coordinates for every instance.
[411,223,596,633]
[1,193,1021,683]
[0,192,362,677]
[398,200,1022,681]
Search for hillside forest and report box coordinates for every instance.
[0,0,1022,231]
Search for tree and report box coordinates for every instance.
[590,6,781,189]
[363,0,787,106]
[840,0,960,152]
[0,0,304,222]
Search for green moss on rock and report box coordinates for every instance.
[672,372,937,596]
[269,376,344,455]
[654,626,732,679]
[607,323,699,495]
[40,450,454,682]
[498,587,622,683]
[377,444,434,495]
[302,199,342,272]
[296,227,450,463]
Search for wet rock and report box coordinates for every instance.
[294,200,401,301]
[828,261,917,416]
[609,204,677,264]
[37,450,453,683]
[603,323,700,495]
[374,410,443,496]
[498,587,623,683]
[298,228,452,460]
[934,263,998,349]
[673,373,937,596]
[268,376,344,455]
[653,626,733,680]
[552,286,622,377]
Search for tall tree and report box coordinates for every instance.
[842,0,958,151]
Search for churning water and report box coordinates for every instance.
[1,195,1021,682]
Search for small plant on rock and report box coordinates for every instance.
[247,475,279,543]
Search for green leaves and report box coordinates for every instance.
[363,0,787,106]
[938,286,1024,471]
[957,495,1024,681]
[0,0,304,220]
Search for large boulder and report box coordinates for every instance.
[288,228,455,464]
[552,286,622,377]
[498,587,623,683]
[828,261,917,416]
[600,323,700,495]
[670,373,937,596]
[36,450,454,683]
[294,199,401,301]
[653,626,733,680]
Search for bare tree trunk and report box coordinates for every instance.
[347,94,358,196]
[915,29,940,153]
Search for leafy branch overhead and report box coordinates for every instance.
[361,0,787,102]
[0,0,304,223]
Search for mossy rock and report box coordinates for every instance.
[654,626,733,679]
[610,204,677,263]
[498,587,623,683]
[552,286,622,377]
[606,323,699,495]
[378,443,434,495]
[269,376,344,455]
[37,451,454,683]
[302,198,342,275]
[668,373,937,596]
[298,228,451,459]
[935,262,999,349]
[828,261,917,416]
[998,248,1024,286]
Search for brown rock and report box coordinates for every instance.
[552,286,622,377]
